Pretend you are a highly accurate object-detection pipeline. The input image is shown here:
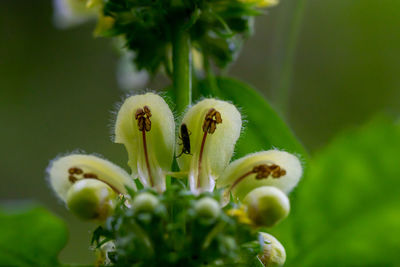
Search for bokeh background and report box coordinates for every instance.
[1,0,399,264]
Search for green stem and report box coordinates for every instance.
[172,27,192,114]
[203,54,220,96]
[276,0,307,115]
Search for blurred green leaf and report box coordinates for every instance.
[198,76,307,160]
[287,117,400,266]
[0,205,68,267]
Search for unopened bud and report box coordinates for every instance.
[132,192,159,213]
[66,179,116,221]
[258,233,286,267]
[194,197,221,220]
[244,186,289,227]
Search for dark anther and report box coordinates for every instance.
[68,167,83,175]
[202,108,222,134]
[253,164,286,180]
[83,173,98,179]
[68,175,78,183]
[135,106,152,132]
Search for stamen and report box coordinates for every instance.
[227,164,286,193]
[135,106,154,187]
[197,108,223,188]
[67,168,122,194]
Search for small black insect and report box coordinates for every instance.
[177,123,191,158]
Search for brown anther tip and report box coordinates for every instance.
[83,173,98,179]
[135,106,152,132]
[215,112,222,123]
[135,108,144,120]
[268,164,286,178]
[252,164,287,180]
[68,175,78,183]
[143,106,152,117]
[202,108,223,134]
[68,167,83,175]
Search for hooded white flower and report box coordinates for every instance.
[176,99,242,193]
[48,153,135,202]
[114,93,175,192]
[217,150,302,201]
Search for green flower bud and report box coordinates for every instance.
[244,187,289,227]
[194,197,221,220]
[216,150,302,201]
[114,93,175,192]
[47,154,136,202]
[176,99,242,194]
[258,233,286,267]
[66,179,116,221]
[132,192,159,213]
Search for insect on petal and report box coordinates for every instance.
[176,99,242,194]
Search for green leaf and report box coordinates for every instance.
[0,205,68,267]
[287,117,400,266]
[198,76,307,160]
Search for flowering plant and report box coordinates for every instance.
[45,0,308,265]
[2,1,400,267]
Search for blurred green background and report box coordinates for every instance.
[1,0,399,265]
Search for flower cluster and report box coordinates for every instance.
[53,0,280,74]
[47,92,302,265]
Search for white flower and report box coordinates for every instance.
[114,93,175,192]
[176,99,242,194]
[217,150,302,202]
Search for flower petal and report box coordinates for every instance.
[114,93,175,192]
[217,150,302,201]
[47,153,136,202]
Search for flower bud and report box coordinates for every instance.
[114,93,175,192]
[258,233,286,267]
[132,192,159,213]
[176,99,241,193]
[66,179,116,221]
[47,154,136,202]
[244,187,289,227]
[216,150,302,201]
[194,197,221,220]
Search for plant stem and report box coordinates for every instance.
[203,54,220,96]
[172,26,192,114]
[276,0,307,115]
